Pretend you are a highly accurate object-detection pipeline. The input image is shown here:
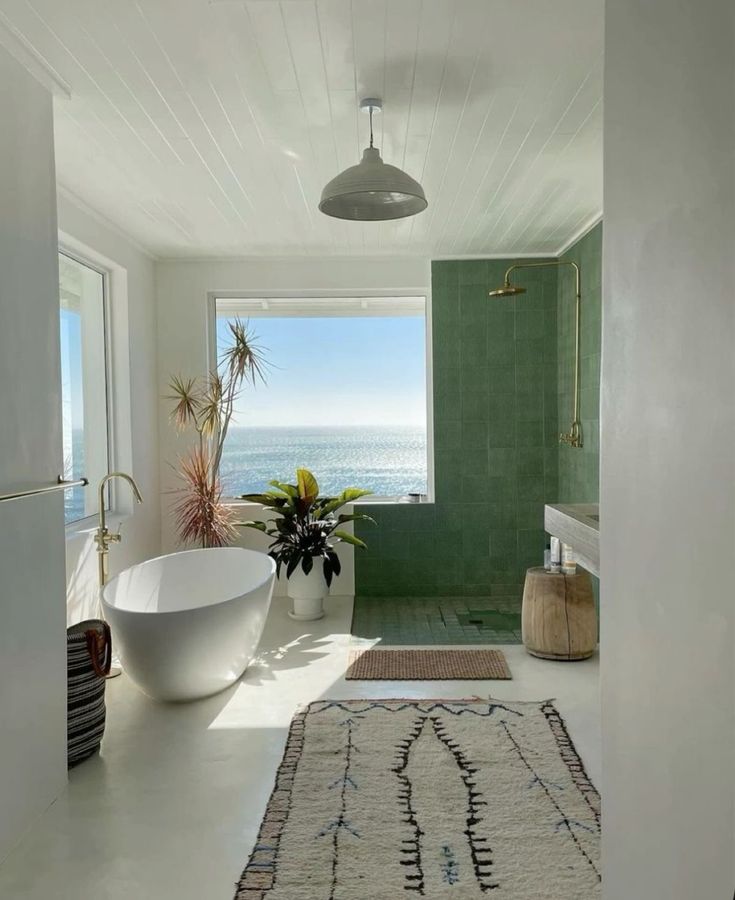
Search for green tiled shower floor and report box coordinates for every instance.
[351,596,523,645]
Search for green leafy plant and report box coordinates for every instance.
[240,468,375,587]
[167,319,267,548]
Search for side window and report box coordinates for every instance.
[59,252,110,523]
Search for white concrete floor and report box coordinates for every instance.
[0,595,600,900]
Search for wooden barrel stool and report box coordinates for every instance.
[522,567,597,660]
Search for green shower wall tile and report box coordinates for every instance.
[515,338,545,366]
[517,448,544,476]
[460,447,490,476]
[488,528,517,555]
[461,390,490,422]
[516,501,545,530]
[487,310,515,340]
[460,421,488,449]
[487,448,517,474]
[462,527,491,557]
[409,531,436,558]
[484,340,515,366]
[515,419,544,447]
[518,475,545,501]
[462,366,491,390]
[458,259,489,285]
[436,420,462,450]
[515,309,547,339]
[487,366,516,393]
[487,422,516,449]
[515,392,544,420]
[488,393,517,421]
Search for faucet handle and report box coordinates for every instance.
[94,526,120,550]
[559,423,583,448]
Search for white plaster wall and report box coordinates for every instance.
[58,195,162,624]
[155,256,429,595]
[601,2,735,896]
[0,48,66,862]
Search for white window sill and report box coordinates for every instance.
[224,496,434,510]
[357,496,434,506]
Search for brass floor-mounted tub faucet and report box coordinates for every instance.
[94,471,144,589]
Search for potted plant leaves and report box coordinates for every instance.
[240,468,374,620]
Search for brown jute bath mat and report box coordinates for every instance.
[345,648,512,680]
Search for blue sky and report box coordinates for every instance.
[217,315,427,428]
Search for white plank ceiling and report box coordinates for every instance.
[0,0,603,258]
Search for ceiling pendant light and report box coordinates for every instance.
[319,98,428,221]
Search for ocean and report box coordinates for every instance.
[220,425,428,498]
[64,424,428,524]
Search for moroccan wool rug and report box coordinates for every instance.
[345,648,512,680]
[235,699,601,899]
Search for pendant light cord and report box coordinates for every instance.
[369,105,374,148]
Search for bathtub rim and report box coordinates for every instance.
[101,546,276,616]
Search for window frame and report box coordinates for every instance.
[58,245,114,527]
[208,289,435,505]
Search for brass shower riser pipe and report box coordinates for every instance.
[490,260,582,449]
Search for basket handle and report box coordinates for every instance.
[85,622,112,678]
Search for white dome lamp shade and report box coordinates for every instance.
[319,99,428,221]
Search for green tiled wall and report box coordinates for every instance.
[355,258,560,601]
[557,223,602,503]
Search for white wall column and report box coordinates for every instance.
[602,1,735,896]
[0,45,66,862]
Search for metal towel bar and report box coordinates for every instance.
[0,476,88,503]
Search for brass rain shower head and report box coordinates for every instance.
[488,282,527,297]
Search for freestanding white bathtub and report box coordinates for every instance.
[102,548,276,702]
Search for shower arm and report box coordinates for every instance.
[500,260,582,449]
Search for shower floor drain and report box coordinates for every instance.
[456,610,521,630]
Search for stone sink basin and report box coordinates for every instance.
[544,503,599,577]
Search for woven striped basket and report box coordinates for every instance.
[67,619,111,768]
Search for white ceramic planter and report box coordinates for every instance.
[287,560,328,620]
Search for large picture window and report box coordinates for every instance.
[59,251,110,524]
[214,296,429,500]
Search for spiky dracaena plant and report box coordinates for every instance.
[167,319,267,548]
